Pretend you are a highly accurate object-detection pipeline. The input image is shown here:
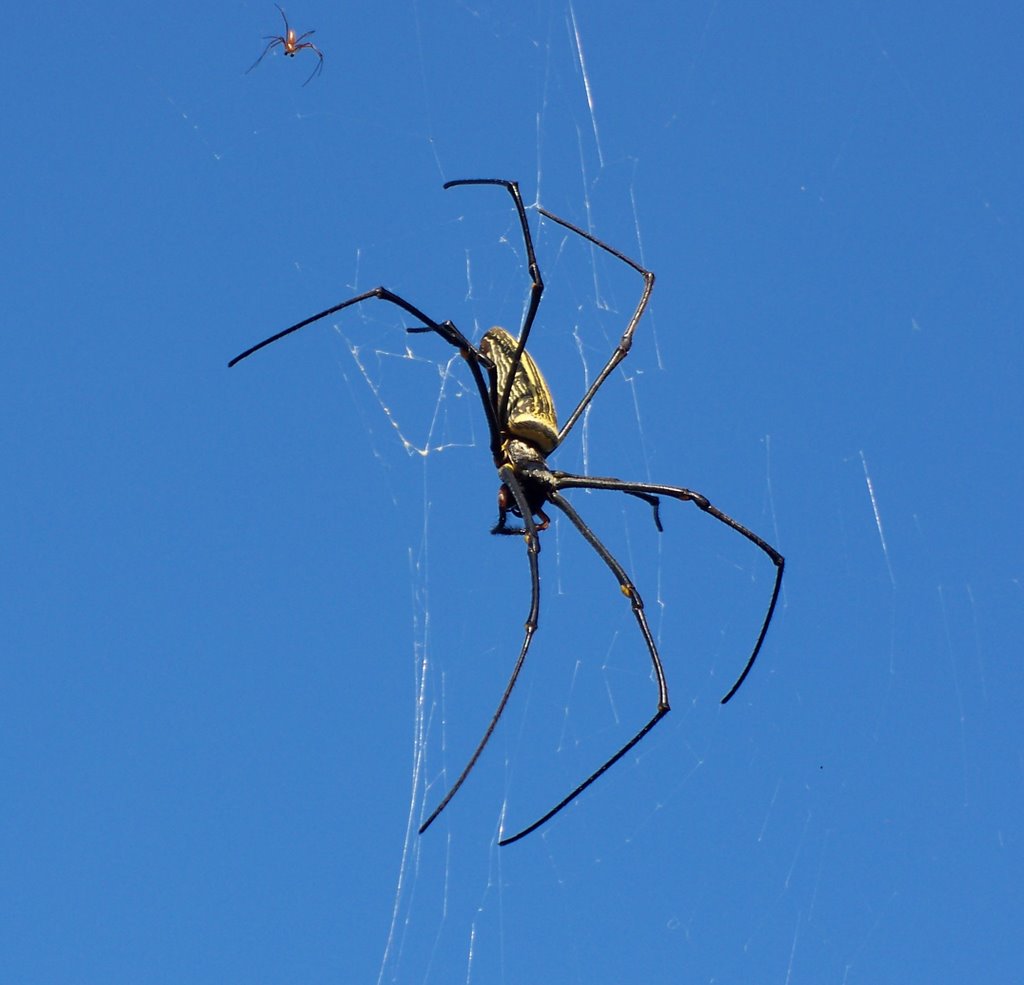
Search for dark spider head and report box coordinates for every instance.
[491,439,555,535]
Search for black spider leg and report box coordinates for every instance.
[246,35,285,74]
[229,277,564,836]
[553,472,784,703]
[417,465,543,835]
[231,280,549,834]
[228,287,503,460]
[626,491,664,531]
[498,475,784,846]
[298,42,324,87]
[442,180,543,429]
[535,207,655,446]
[497,484,669,846]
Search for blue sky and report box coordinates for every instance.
[4,2,1022,982]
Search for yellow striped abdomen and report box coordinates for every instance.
[480,327,559,455]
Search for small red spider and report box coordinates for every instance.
[246,4,324,87]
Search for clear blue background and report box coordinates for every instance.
[4,2,1021,982]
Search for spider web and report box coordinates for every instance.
[339,324,477,459]
[362,8,721,983]
[361,6,902,983]
[152,3,1005,984]
[201,4,796,980]
[3,2,1016,984]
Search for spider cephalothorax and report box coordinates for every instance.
[230,178,784,845]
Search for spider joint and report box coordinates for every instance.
[620,583,645,612]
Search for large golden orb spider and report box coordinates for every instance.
[229,179,784,845]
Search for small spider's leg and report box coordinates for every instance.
[552,471,784,703]
[498,486,669,846]
[442,179,544,429]
[274,3,290,33]
[293,29,316,42]
[537,207,655,446]
[300,45,325,86]
[245,37,284,74]
[419,468,543,836]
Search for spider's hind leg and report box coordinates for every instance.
[418,467,544,836]
[496,484,670,845]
